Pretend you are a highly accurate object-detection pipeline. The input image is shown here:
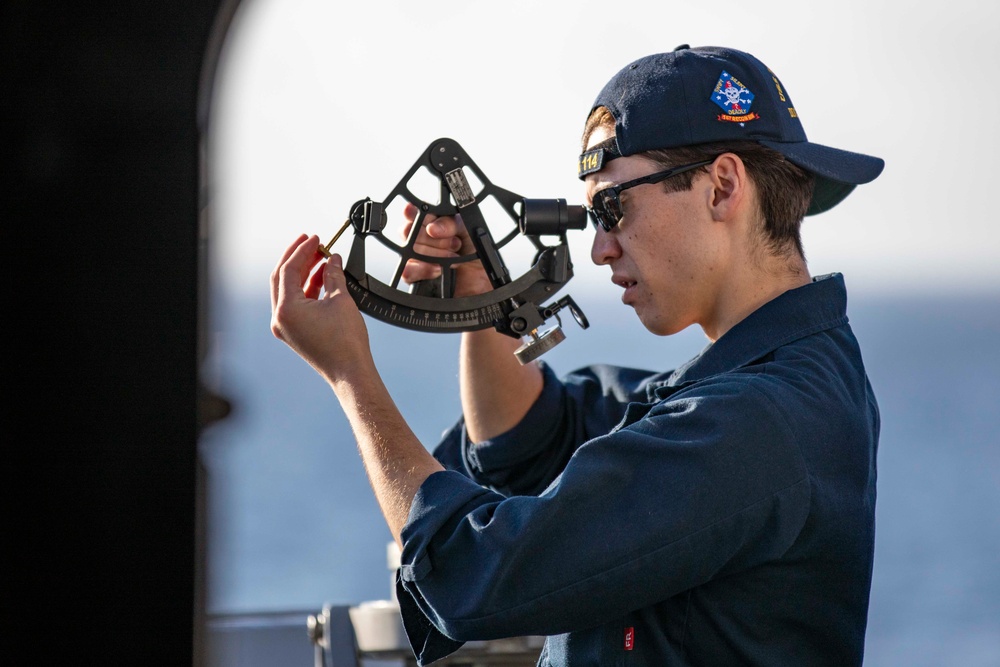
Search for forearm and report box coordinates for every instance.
[460,329,544,443]
[331,366,444,546]
[271,239,445,546]
[397,211,543,443]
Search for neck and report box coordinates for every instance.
[701,252,810,342]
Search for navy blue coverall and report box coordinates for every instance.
[396,273,879,666]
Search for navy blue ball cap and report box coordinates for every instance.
[585,45,884,215]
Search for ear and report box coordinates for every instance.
[705,153,749,222]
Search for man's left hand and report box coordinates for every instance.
[270,233,375,385]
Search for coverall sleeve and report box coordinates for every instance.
[430,361,661,496]
[398,373,812,664]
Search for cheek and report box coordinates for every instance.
[625,226,672,274]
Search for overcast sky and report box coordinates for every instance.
[206,0,999,298]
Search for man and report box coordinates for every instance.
[271,45,883,666]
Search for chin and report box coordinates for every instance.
[638,312,691,337]
[637,317,673,337]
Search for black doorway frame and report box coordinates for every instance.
[4,1,241,663]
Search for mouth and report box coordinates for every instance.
[612,275,638,303]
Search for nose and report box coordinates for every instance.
[590,226,622,266]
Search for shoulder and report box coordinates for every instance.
[644,371,799,448]
[647,347,876,479]
[555,361,668,404]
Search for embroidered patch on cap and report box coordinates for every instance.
[711,70,759,125]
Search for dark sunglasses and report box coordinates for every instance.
[586,159,715,232]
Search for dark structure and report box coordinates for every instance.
[4,2,234,663]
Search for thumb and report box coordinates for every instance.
[324,253,348,297]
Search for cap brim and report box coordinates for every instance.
[758,140,885,216]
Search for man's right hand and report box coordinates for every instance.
[396,203,543,443]
[399,203,493,297]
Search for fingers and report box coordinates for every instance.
[272,234,322,307]
[401,207,467,244]
[305,259,326,300]
[271,233,309,308]
[403,221,463,252]
[323,253,347,297]
[424,216,465,242]
[403,202,419,224]
[398,209,468,284]
[402,237,463,283]
[401,258,443,283]
[275,233,310,268]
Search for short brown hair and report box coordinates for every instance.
[582,107,815,259]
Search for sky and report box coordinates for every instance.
[206,0,999,300]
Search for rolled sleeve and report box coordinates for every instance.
[397,470,505,664]
[434,362,663,496]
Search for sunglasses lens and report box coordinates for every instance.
[587,209,604,231]
[593,191,621,231]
